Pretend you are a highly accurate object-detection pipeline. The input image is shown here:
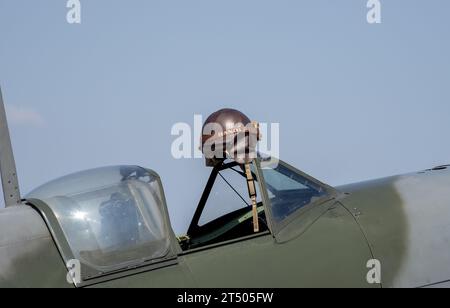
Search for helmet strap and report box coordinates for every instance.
[244,162,260,233]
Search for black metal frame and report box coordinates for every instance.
[187,161,240,236]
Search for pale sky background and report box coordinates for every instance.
[0,0,449,234]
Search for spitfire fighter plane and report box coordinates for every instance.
[1,87,450,288]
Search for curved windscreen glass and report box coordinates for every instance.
[259,160,328,224]
[26,166,171,273]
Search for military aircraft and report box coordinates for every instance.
[1,86,450,288]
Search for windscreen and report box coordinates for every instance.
[259,160,328,224]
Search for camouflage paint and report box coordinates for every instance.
[338,176,408,288]
[339,167,450,287]
[2,165,450,288]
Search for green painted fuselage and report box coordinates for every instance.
[1,164,450,288]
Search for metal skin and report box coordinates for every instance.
[1,164,450,288]
[0,88,21,207]
[2,89,450,288]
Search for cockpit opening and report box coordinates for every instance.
[180,157,333,251]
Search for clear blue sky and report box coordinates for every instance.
[1,0,449,234]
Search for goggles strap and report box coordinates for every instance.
[244,162,259,233]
